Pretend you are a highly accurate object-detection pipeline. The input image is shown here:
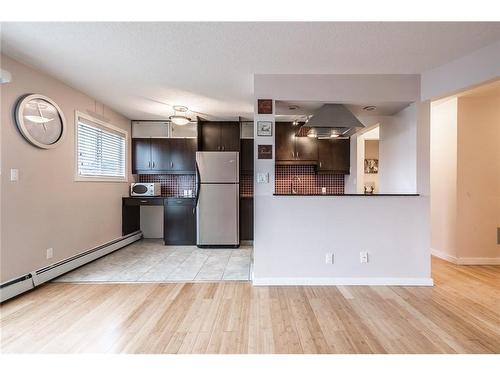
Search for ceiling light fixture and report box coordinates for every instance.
[330,133,339,138]
[169,105,191,126]
[363,105,377,112]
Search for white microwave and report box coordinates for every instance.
[130,183,161,196]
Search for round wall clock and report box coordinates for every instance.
[15,94,66,149]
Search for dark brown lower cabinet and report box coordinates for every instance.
[240,197,253,241]
[164,198,196,245]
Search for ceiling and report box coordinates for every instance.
[1,22,499,120]
[275,100,411,121]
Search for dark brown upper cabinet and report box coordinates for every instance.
[132,138,197,174]
[240,139,254,173]
[132,138,152,171]
[275,122,318,164]
[198,121,240,151]
[317,138,350,174]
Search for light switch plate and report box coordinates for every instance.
[257,173,269,184]
[360,251,369,263]
[10,168,19,182]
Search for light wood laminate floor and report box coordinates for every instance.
[1,257,499,354]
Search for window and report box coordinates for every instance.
[75,112,127,181]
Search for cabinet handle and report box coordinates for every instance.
[140,200,148,203]
[171,161,174,168]
[148,161,151,168]
[297,151,299,158]
[222,145,225,151]
[291,151,294,158]
[152,161,155,168]
[319,161,322,168]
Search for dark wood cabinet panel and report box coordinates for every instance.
[317,139,350,174]
[295,136,318,161]
[275,122,296,161]
[181,138,197,172]
[276,122,318,164]
[164,199,196,245]
[150,138,171,171]
[132,138,196,174]
[132,138,152,172]
[240,139,254,173]
[220,122,240,151]
[199,121,240,152]
[200,122,221,151]
[240,198,253,241]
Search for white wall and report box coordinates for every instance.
[379,104,417,193]
[430,98,458,260]
[421,41,500,101]
[1,55,131,282]
[253,74,431,285]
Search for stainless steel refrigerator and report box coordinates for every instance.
[195,152,239,247]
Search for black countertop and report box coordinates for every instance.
[273,193,420,197]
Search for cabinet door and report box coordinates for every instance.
[200,122,221,151]
[150,138,171,170]
[240,139,254,172]
[317,139,335,171]
[295,136,318,161]
[220,122,240,151]
[164,201,196,245]
[132,138,151,172]
[331,139,350,174]
[181,138,197,172]
[240,198,254,241]
[168,138,187,171]
[275,122,296,161]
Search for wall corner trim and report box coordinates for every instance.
[252,277,434,286]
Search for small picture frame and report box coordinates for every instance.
[257,121,272,136]
[257,144,273,159]
[257,99,273,114]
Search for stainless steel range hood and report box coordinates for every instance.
[302,104,365,138]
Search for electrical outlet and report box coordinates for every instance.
[46,248,53,260]
[325,253,334,264]
[360,251,369,263]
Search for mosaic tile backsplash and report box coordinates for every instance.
[240,174,254,197]
[138,174,196,197]
[138,173,254,198]
[275,165,345,194]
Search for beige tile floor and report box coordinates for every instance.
[54,239,253,283]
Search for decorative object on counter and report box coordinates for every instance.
[257,99,273,114]
[275,165,344,195]
[15,94,66,149]
[364,158,379,174]
[257,121,273,136]
[364,183,375,194]
[257,144,273,159]
[138,174,196,197]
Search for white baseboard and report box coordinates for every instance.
[252,277,434,286]
[1,231,142,302]
[432,248,500,265]
[456,257,500,265]
[431,248,458,263]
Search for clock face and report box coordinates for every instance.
[15,94,66,149]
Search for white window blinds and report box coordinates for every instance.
[77,116,126,179]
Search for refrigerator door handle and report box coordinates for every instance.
[193,161,201,214]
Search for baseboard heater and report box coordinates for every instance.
[0,230,142,303]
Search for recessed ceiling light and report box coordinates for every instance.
[288,105,299,110]
[330,133,339,138]
[363,105,377,111]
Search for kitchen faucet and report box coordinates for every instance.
[291,175,301,194]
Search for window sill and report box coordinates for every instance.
[74,176,128,183]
